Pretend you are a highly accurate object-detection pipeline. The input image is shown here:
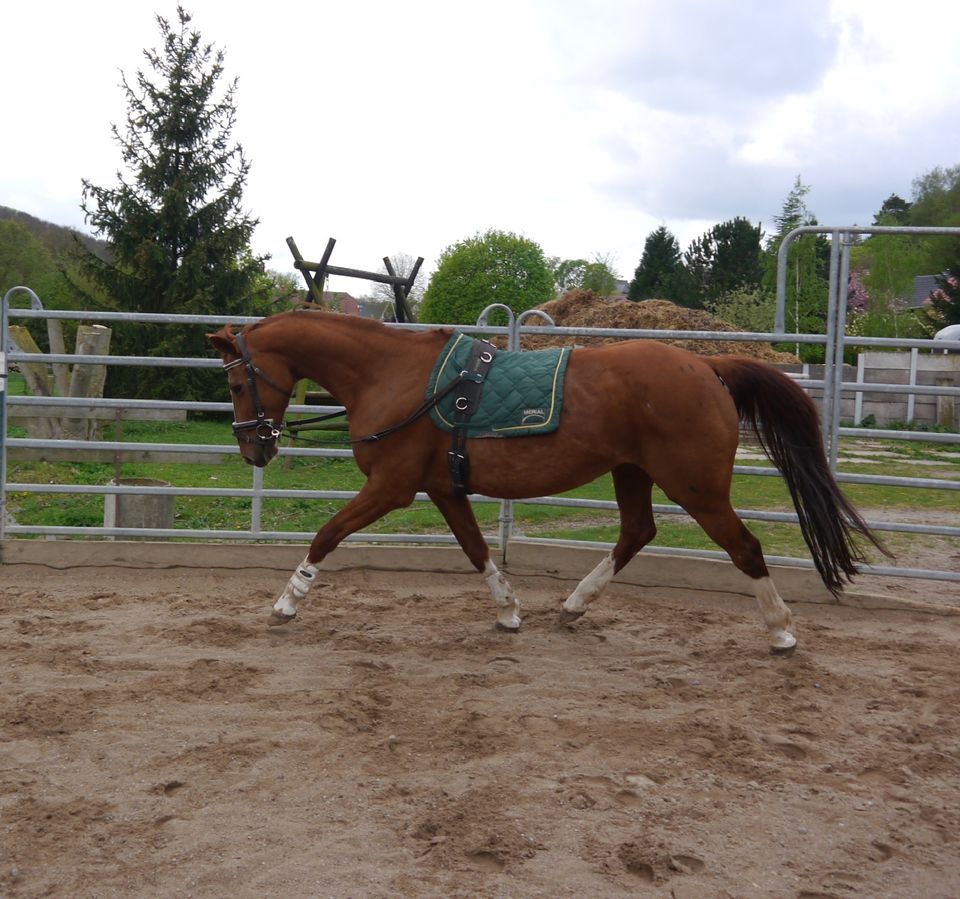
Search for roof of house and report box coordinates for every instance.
[912,274,943,307]
[293,290,365,315]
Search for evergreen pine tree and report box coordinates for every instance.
[684,217,764,306]
[628,226,694,305]
[873,193,912,225]
[75,6,270,400]
[763,176,830,358]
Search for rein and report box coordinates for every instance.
[285,374,469,445]
[225,334,473,448]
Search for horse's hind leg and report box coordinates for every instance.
[560,465,657,623]
[430,492,522,631]
[683,500,796,653]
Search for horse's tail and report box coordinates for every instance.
[707,356,886,593]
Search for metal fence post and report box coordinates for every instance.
[821,232,841,458]
[854,353,866,425]
[251,465,265,535]
[907,348,919,423]
[0,287,45,541]
[828,232,853,470]
[0,292,8,543]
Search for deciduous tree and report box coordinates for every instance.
[550,253,620,297]
[420,230,554,325]
[548,258,588,295]
[0,220,54,295]
[929,269,960,327]
[704,288,775,333]
[0,220,78,317]
[370,252,426,319]
[908,164,960,272]
[581,253,620,297]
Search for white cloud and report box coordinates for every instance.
[3,0,959,293]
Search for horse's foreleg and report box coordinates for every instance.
[483,559,522,632]
[271,480,413,624]
[560,465,656,624]
[271,557,320,623]
[430,492,521,631]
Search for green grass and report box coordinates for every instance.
[7,372,27,396]
[3,415,957,565]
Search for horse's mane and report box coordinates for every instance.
[242,307,385,336]
[243,308,453,344]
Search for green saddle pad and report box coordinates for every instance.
[427,332,570,437]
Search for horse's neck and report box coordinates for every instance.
[282,314,404,407]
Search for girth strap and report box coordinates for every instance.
[447,339,498,496]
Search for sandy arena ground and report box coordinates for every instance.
[1,544,959,899]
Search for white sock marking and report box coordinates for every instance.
[483,560,521,629]
[563,553,616,615]
[752,575,796,649]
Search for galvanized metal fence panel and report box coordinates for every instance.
[3,264,959,585]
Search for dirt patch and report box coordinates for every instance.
[2,561,959,897]
[518,289,797,362]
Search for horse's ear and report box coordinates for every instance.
[207,326,236,356]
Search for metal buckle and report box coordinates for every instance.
[455,396,469,412]
[232,418,281,441]
[256,422,281,440]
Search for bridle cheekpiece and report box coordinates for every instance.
[224,332,289,445]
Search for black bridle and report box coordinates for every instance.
[223,333,290,446]
[223,332,490,449]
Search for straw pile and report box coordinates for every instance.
[519,290,796,362]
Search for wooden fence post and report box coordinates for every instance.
[62,325,111,440]
[8,323,112,439]
[7,326,55,439]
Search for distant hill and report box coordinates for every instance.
[0,206,110,261]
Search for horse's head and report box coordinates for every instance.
[208,324,294,467]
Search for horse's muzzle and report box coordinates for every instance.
[245,446,277,467]
[233,419,282,466]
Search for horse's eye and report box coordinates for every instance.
[230,384,243,396]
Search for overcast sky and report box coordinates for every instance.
[5,0,960,294]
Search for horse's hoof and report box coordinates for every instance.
[557,607,586,626]
[495,619,521,633]
[768,629,797,655]
[268,610,296,627]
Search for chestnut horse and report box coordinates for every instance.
[209,309,882,652]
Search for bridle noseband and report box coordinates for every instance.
[224,332,289,445]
